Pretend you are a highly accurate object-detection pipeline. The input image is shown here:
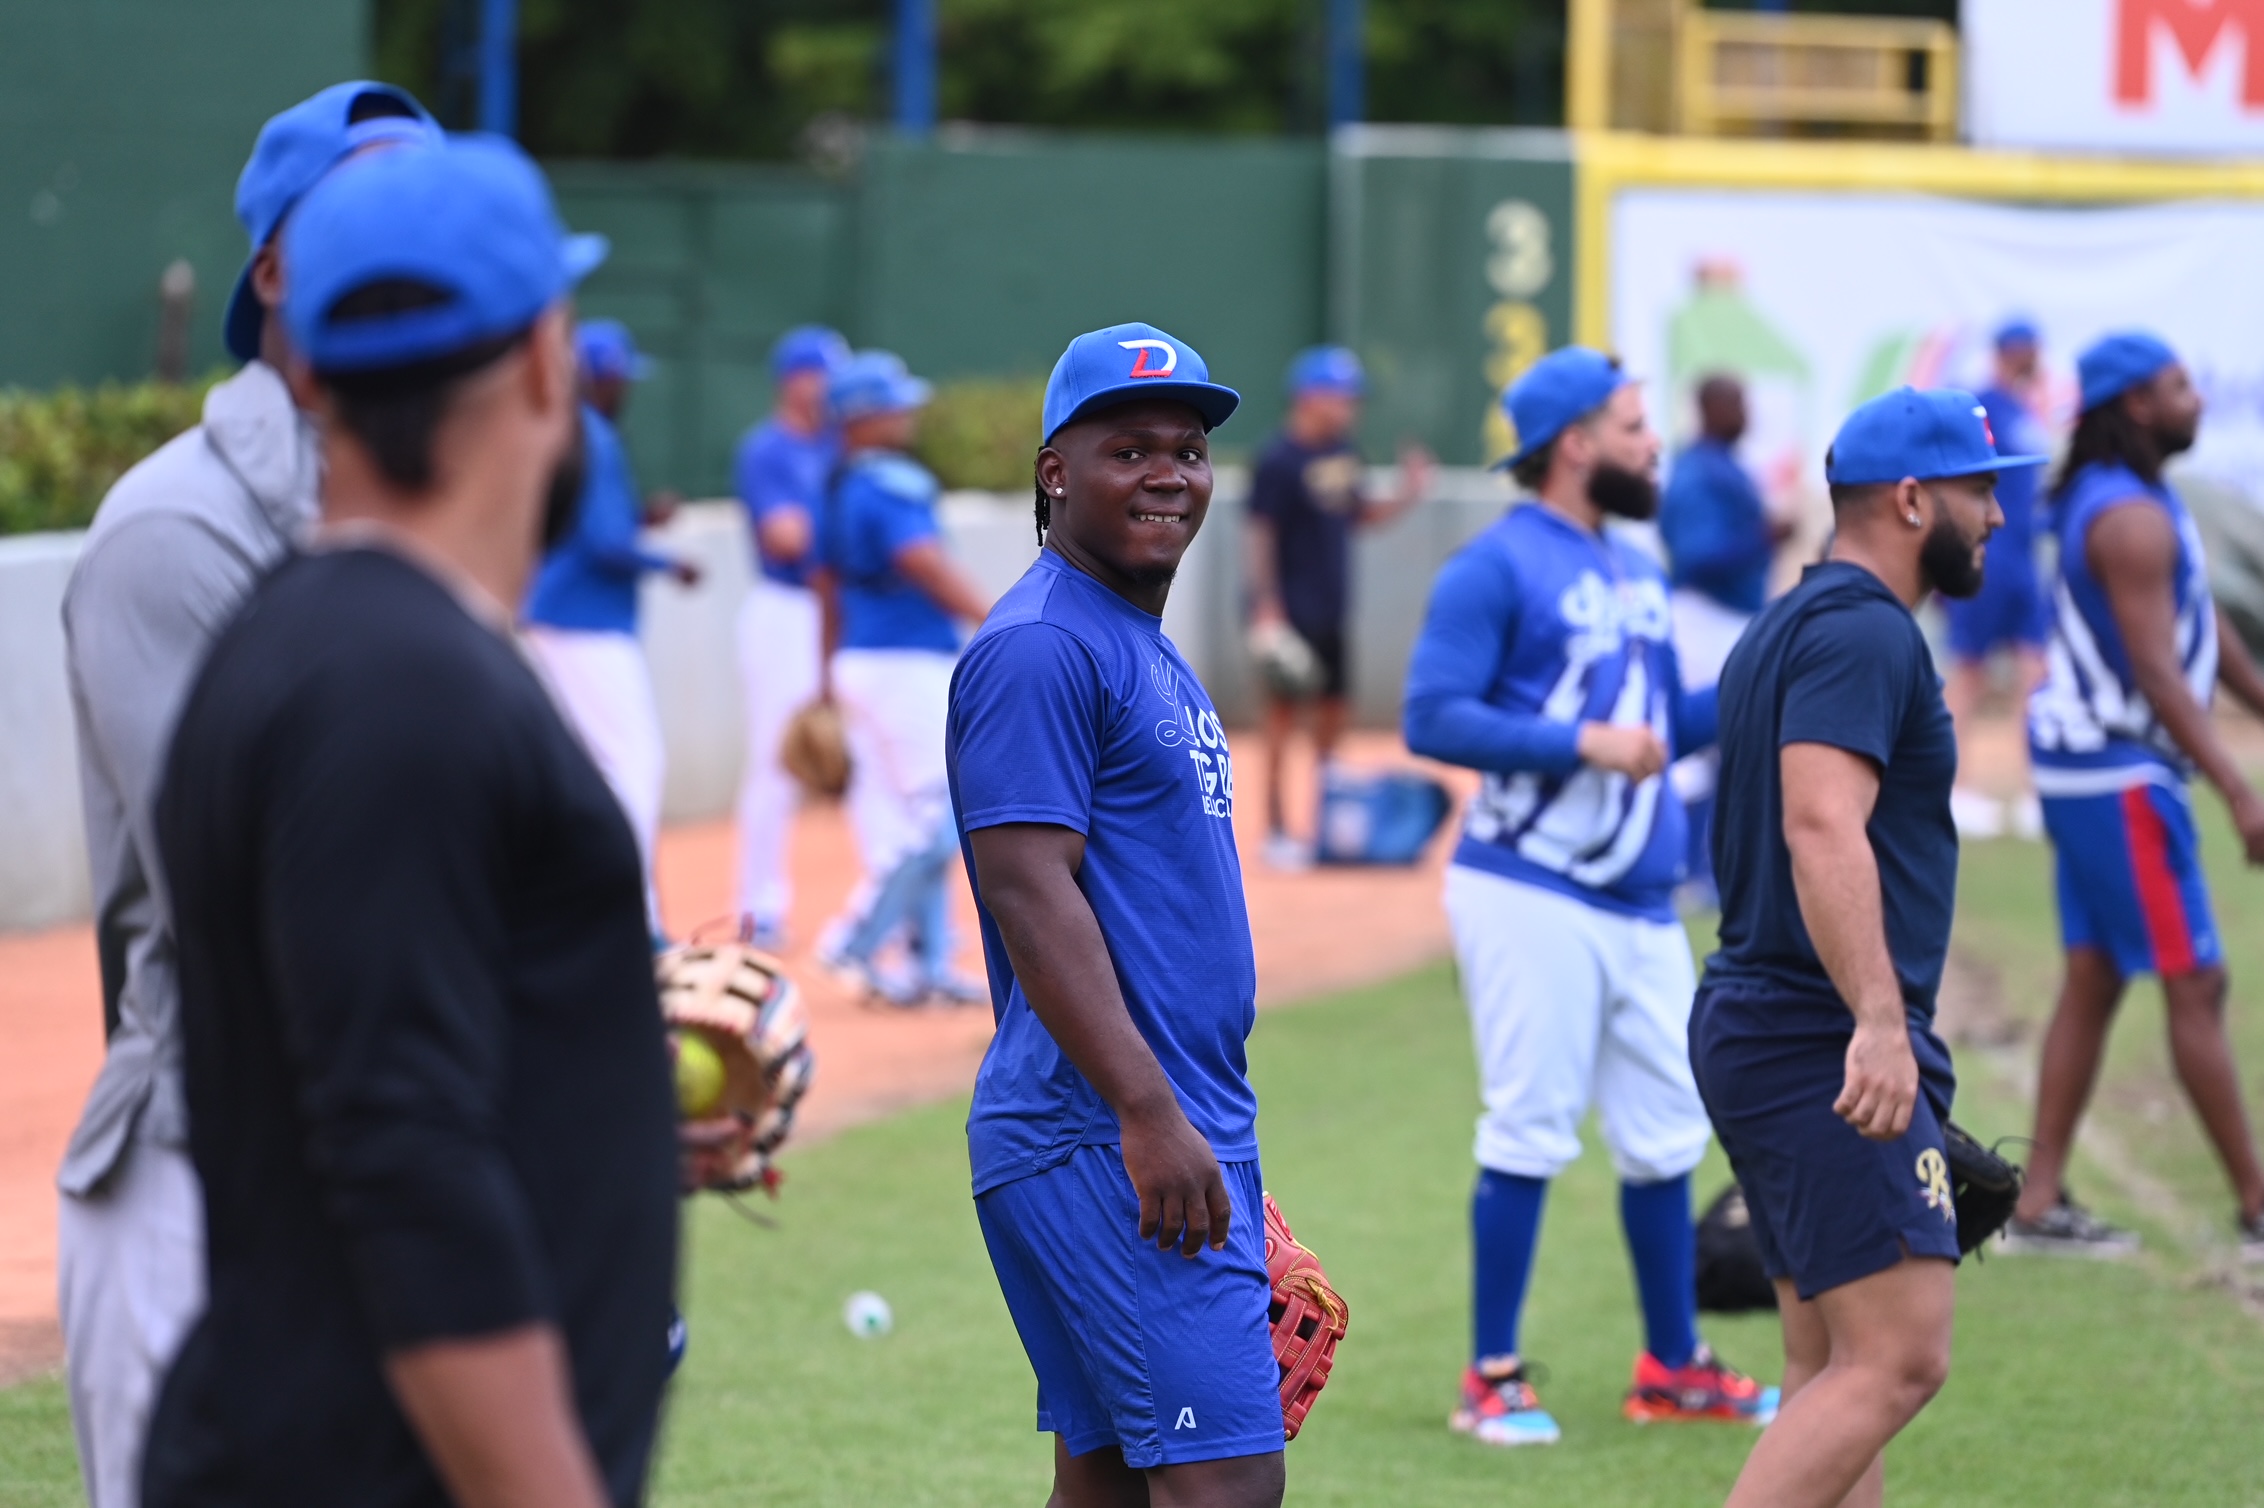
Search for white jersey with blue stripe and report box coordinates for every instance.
[1404,503,1715,922]
[2028,461,2217,795]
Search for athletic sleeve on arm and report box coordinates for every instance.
[257,665,550,1350]
[579,429,674,579]
[1402,541,1582,775]
[949,623,1104,836]
[1779,599,1909,767]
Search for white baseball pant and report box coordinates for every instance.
[830,647,956,879]
[522,626,666,929]
[58,1138,204,1508]
[734,578,822,928]
[1445,864,1712,1183]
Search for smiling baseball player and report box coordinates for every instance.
[948,323,1289,1507]
[1405,346,1772,1446]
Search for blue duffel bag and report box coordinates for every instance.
[1314,768,1453,866]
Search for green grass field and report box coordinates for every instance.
[7,820,2264,1506]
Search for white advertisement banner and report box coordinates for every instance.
[1969,0,2264,155]
[1610,189,2264,513]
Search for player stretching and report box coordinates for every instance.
[2014,333,2264,1258]
[949,324,1282,1505]
[1695,389,2034,1508]
[1406,347,1772,1447]
[732,326,848,948]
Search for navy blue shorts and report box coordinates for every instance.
[975,1145,1285,1468]
[1943,565,2047,660]
[1691,991,1961,1301]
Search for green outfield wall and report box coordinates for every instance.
[0,0,370,387]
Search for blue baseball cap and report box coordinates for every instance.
[1825,387,2049,486]
[1497,346,1629,469]
[1041,322,1240,443]
[1994,317,2041,350]
[773,325,849,380]
[2077,331,2180,413]
[1287,344,1366,397]
[576,319,650,383]
[224,81,440,362]
[829,351,932,423]
[282,134,609,374]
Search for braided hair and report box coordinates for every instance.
[1033,456,1051,546]
[2053,400,2163,502]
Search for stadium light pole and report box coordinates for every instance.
[1326,0,1365,127]
[478,0,517,136]
[895,0,938,136]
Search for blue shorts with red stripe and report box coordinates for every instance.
[2041,781,2222,980]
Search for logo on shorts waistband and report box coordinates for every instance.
[1915,1148,1955,1223]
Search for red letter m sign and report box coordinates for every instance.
[2118,0,2264,106]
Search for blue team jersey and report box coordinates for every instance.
[734,417,837,588]
[949,550,1258,1196]
[1404,503,1717,922]
[1659,437,1772,614]
[2028,461,2218,794]
[822,449,961,653]
[524,406,672,634]
[1975,386,2045,563]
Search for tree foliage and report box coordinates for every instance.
[372,0,1955,160]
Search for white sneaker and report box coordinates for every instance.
[1950,787,2006,840]
[2009,793,2045,842]
[1262,832,1314,872]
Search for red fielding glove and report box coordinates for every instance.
[1262,1192,1348,1440]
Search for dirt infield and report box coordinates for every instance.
[0,730,1470,1383]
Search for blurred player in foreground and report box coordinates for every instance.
[1405,348,1769,1448]
[1695,388,2033,1508]
[1659,373,1787,904]
[816,351,991,1004]
[148,137,677,1508]
[522,318,702,934]
[2016,333,2264,1258]
[950,323,1284,1506]
[1945,319,2056,840]
[732,325,848,947]
[1245,346,1431,869]
[53,80,435,1508]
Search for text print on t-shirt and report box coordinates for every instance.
[1151,656,1234,820]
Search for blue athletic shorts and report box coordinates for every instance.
[2042,781,2221,981]
[975,1144,1285,1468]
[1943,566,2047,660]
[1690,989,1962,1301]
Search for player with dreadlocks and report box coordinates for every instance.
[2014,332,2264,1260]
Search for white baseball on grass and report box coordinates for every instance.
[843,1290,893,1338]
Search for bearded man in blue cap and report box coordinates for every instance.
[54,80,435,1508]
[148,136,676,1508]
[2014,333,2264,1260]
[949,322,1287,1507]
[1695,387,2036,1508]
[1406,347,1770,1449]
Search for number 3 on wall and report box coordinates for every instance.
[1482,198,1554,461]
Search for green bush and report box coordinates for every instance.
[0,376,219,537]
[914,376,1044,493]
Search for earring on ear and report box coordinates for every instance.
[1055,488,1064,495]
[1907,513,1922,526]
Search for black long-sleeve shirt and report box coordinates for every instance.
[147,545,678,1508]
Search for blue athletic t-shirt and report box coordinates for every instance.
[733,417,836,588]
[823,450,961,653]
[1660,436,1773,615]
[524,407,674,634]
[1248,432,1364,635]
[1704,560,1959,1027]
[948,550,1259,1196]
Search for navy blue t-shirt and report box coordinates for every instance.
[948,550,1259,1196]
[1249,432,1365,634]
[1704,561,1959,1028]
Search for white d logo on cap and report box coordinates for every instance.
[1120,338,1178,379]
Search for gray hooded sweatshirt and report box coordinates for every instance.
[58,361,319,1196]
